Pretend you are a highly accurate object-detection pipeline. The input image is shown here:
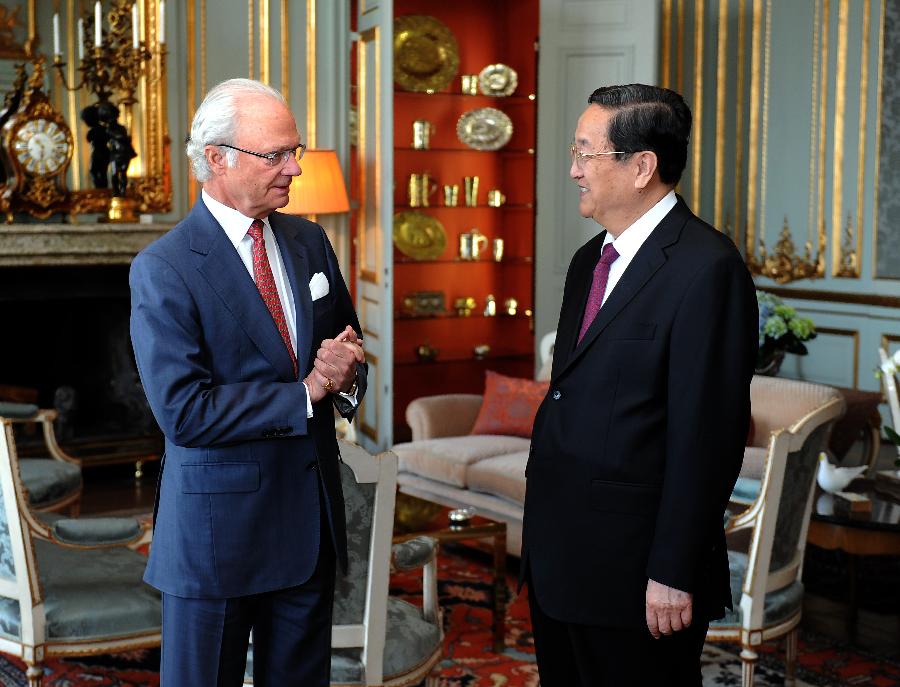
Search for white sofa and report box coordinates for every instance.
[393,367,837,555]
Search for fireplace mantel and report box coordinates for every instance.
[0,223,174,267]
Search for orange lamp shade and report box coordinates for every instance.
[283,149,350,215]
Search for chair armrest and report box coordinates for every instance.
[32,512,150,549]
[406,394,483,441]
[391,535,438,571]
[0,406,81,465]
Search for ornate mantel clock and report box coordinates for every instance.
[0,57,74,220]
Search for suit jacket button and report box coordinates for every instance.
[552,390,562,400]
[307,461,318,471]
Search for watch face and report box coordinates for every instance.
[13,119,70,175]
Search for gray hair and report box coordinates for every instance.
[186,78,287,182]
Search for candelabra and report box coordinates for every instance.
[49,1,167,220]
[52,1,165,105]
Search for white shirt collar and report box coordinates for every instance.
[604,190,677,257]
[202,188,271,248]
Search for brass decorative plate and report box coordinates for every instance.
[393,211,447,260]
[456,107,513,151]
[393,15,460,93]
[478,63,518,97]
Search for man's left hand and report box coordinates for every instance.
[313,325,364,394]
[645,578,692,639]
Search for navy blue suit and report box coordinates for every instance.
[130,200,365,685]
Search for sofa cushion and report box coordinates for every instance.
[394,435,530,487]
[471,371,549,438]
[466,452,528,504]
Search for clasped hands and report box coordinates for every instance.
[304,325,365,403]
[645,578,692,639]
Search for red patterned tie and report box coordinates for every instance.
[248,219,298,378]
[577,242,619,344]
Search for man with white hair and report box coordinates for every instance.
[130,78,365,686]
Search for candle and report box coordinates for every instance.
[77,18,84,59]
[52,13,60,56]
[132,3,139,49]
[158,0,165,44]
[94,1,102,47]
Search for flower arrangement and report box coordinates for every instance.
[756,290,816,373]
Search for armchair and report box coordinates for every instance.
[0,403,82,515]
[244,440,442,686]
[709,380,845,686]
[0,411,160,687]
[879,347,900,462]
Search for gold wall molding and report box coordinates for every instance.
[836,213,858,277]
[306,0,316,146]
[763,286,900,309]
[733,0,747,246]
[661,0,672,88]
[747,217,824,284]
[690,0,704,213]
[745,0,762,255]
[872,0,886,278]
[280,0,289,101]
[676,0,685,92]
[807,0,821,249]
[356,26,379,285]
[248,0,254,78]
[713,0,727,229]
[854,0,871,278]
[831,0,850,276]
[817,326,860,387]
[816,0,830,265]
[259,0,269,84]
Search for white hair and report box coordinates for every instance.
[186,78,287,182]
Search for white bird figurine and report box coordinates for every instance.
[816,452,867,493]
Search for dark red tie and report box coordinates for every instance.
[578,242,619,344]
[248,219,298,378]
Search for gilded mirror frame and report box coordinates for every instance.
[16,0,170,215]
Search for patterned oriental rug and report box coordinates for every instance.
[0,547,898,686]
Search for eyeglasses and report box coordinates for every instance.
[218,142,307,167]
[569,143,626,169]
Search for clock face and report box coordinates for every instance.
[13,118,70,176]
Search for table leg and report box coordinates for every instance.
[492,532,507,653]
[847,554,859,644]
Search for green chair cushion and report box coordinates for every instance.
[709,550,804,629]
[392,536,437,571]
[0,403,39,419]
[19,459,82,507]
[0,539,160,641]
[53,517,142,546]
[245,597,441,684]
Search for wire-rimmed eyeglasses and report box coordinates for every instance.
[218,142,307,167]
[569,143,625,169]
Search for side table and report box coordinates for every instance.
[394,492,508,653]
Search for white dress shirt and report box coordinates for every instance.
[601,190,677,307]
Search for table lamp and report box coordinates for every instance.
[282,149,350,216]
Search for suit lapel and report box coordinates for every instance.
[270,213,313,374]
[553,233,605,375]
[556,198,690,379]
[190,202,296,381]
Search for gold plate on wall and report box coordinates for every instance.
[393,211,447,260]
[393,15,460,93]
[456,107,513,151]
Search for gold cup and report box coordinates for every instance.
[461,74,479,95]
[492,238,504,262]
[443,184,459,207]
[487,189,506,207]
[463,176,480,207]
[459,229,489,260]
[412,119,435,149]
[408,173,438,207]
[504,298,518,316]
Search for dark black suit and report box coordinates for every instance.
[521,197,757,681]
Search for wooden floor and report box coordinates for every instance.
[80,461,159,516]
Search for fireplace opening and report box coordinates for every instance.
[0,265,161,456]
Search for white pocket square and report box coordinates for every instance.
[309,272,330,301]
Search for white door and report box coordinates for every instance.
[354,0,394,451]
[534,0,659,359]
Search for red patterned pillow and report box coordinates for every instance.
[471,371,550,438]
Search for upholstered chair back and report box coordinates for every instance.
[332,461,378,624]
[768,423,831,574]
[748,375,839,449]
